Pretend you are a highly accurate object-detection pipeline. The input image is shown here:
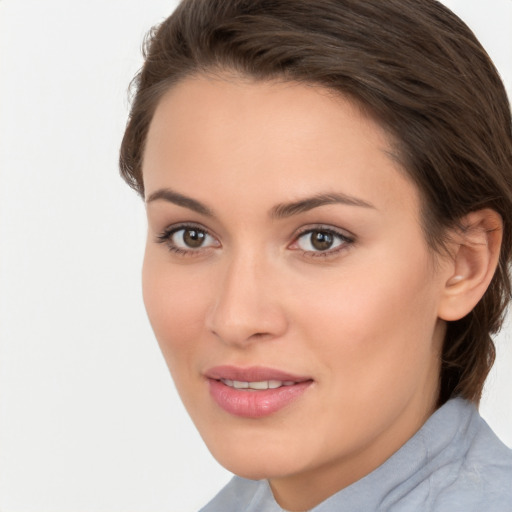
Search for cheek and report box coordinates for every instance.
[141,252,210,371]
[295,251,440,386]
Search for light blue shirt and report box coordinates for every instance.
[200,398,512,511]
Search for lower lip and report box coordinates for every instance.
[208,379,312,418]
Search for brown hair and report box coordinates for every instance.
[120,0,512,404]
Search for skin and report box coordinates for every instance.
[141,75,460,511]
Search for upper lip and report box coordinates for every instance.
[204,365,312,382]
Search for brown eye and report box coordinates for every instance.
[160,226,219,252]
[310,231,334,251]
[293,228,352,254]
[182,228,206,248]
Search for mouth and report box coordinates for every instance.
[219,379,298,390]
[204,366,313,418]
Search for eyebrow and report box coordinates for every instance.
[146,188,213,217]
[145,187,375,218]
[270,192,375,219]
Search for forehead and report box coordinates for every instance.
[143,75,420,220]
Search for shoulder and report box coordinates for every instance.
[430,404,512,511]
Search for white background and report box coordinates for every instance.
[0,1,511,511]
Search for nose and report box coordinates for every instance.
[205,252,288,347]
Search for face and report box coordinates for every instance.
[142,75,451,510]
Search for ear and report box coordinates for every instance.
[438,209,503,322]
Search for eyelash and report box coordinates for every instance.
[156,223,218,256]
[156,223,355,258]
[291,226,355,258]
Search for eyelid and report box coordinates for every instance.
[156,222,221,253]
[289,225,355,255]
[154,222,354,257]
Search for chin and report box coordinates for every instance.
[216,455,300,481]
[204,432,314,481]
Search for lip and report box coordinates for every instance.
[205,365,311,383]
[205,365,313,418]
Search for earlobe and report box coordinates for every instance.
[438,209,502,322]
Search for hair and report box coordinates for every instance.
[119,0,512,404]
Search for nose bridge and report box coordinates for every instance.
[206,245,286,345]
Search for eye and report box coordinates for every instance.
[291,227,354,255]
[157,224,220,254]
[172,228,211,249]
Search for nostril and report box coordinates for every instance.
[248,332,271,341]
[209,323,279,346]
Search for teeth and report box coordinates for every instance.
[249,381,269,390]
[221,379,295,390]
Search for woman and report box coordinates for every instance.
[120,0,512,510]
